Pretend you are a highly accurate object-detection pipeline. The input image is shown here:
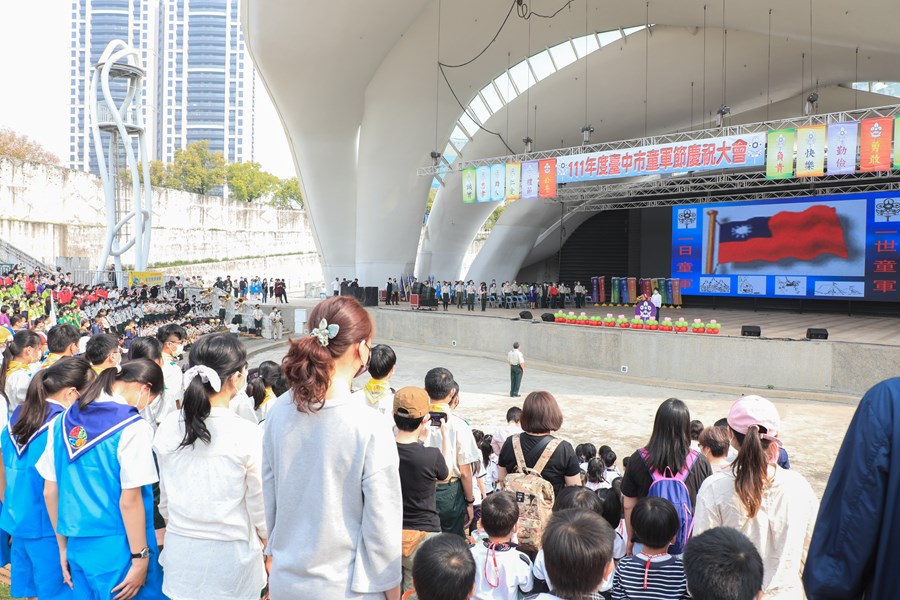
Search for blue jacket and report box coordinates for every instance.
[803,378,900,600]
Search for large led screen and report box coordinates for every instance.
[671,192,900,301]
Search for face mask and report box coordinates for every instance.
[175,344,185,357]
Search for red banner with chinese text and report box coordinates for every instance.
[859,118,893,172]
[538,159,557,199]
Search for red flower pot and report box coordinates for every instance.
[618,323,630,328]
[708,328,720,334]
[632,324,644,330]
[604,322,615,327]
[555,317,564,323]
[648,325,658,330]
[693,327,706,334]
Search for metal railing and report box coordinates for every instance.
[0,238,53,273]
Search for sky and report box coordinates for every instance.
[0,1,294,178]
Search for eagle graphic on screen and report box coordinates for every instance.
[718,205,848,264]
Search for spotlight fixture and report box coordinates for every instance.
[523,136,534,153]
[716,104,731,127]
[429,151,442,167]
[804,92,819,116]
[581,125,594,145]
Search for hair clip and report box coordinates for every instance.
[310,318,340,347]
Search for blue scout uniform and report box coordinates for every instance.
[1,401,72,599]
[37,393,165,599]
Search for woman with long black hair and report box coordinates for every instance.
[153,333,265,599]
[1,330,43,411]
[1,356,94,600]
[37,359,165,599]
[620,397,712,554]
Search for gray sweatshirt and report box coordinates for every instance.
[263,392,402,598]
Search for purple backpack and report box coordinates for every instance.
[638,448,699,555]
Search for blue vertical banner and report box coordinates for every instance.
[476,166,491,202]
[521,161,539,199]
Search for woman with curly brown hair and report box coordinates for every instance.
[262,296,402,599]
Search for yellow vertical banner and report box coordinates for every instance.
[796,125,826,177]
[461,168,477,203]
[765,129,795,179]
[505,162,521,202]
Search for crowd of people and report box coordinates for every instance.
[0,292,893,600]
[394,279,597,311]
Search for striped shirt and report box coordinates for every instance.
[611,554,689,600]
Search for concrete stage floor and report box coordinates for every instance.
[386,301,900,346]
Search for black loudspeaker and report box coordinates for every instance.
[806,328,829,340]
[741,325,761,337]
[363,287,379,307]
[541,312,555,322]
[519,311,533,320]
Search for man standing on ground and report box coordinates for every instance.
[156,323,187,424]
[507,342,524,398]
[332,277,341,297]
[423,368,481,537]
[385,278,393,304]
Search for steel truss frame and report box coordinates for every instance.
[417,103,900,177]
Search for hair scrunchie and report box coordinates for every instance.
[183,365,222,392]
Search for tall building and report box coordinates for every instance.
[157,0,254,164]
[69,0,254,173]
[69,0,159,173]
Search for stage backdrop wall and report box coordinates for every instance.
[370,308,894,398]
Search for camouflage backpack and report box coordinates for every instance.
[502,434,561,552]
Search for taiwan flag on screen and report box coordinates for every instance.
[718,205,848,264]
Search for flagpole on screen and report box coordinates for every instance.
[705,210,718,274]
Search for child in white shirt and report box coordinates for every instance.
[469,492,533,599]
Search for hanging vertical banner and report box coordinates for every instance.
[461,168,477,204]
[859,117,893,172]
[765,129,795,179]
[796,125,826,177]
[894,117,900,169]
[505,162,521,201]
[476,166,491,202]
[826,122,858,175]
[521,161,539,199]
[538,158,557,198]
[490,164,505,202]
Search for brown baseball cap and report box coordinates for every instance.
[393,386,430,419]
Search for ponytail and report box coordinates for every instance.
[13,356,94,443]
[587,457,604,484]
[731,425,773,518]
[281,296,373,413]
[245,373,267,410]
[180,333,247,449]
[0,330,43,399]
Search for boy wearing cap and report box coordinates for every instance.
[394,386,450,594]
[693,395,818,600]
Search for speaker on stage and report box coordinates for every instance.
[741,325,761,337]
[519,311,533,320]
[541,313,555,322]
[363,287,379,307]
[806,328,828,340]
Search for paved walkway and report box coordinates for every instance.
[250,339,856,498]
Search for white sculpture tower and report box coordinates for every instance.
[89,40,152,286]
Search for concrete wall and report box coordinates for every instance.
[0,158,318,272]
[370,309,896,397]
[164,253,323,292]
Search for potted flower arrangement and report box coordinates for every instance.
[577,312,589,325]
[603,313,616,327]
[659,317,673,332]
[565,312,576,324]
[674,317,689,332]
[706,319,721,334]
[691,318,706,334]
[631,317,645,330]
[646,318,659,331]
[616,314,630,328]
[554,312,565,323]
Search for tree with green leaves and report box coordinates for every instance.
[167,141,226,195]
[0,128,59,163]
[271,176,303,208]
[226,161,279,201]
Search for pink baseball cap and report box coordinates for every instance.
[727,395,782,445]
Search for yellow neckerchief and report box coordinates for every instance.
[6,360,31,377]
[42,353,64,369]
[259,388,276,408]
[91,365,111,375]
[364,378,391,406]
